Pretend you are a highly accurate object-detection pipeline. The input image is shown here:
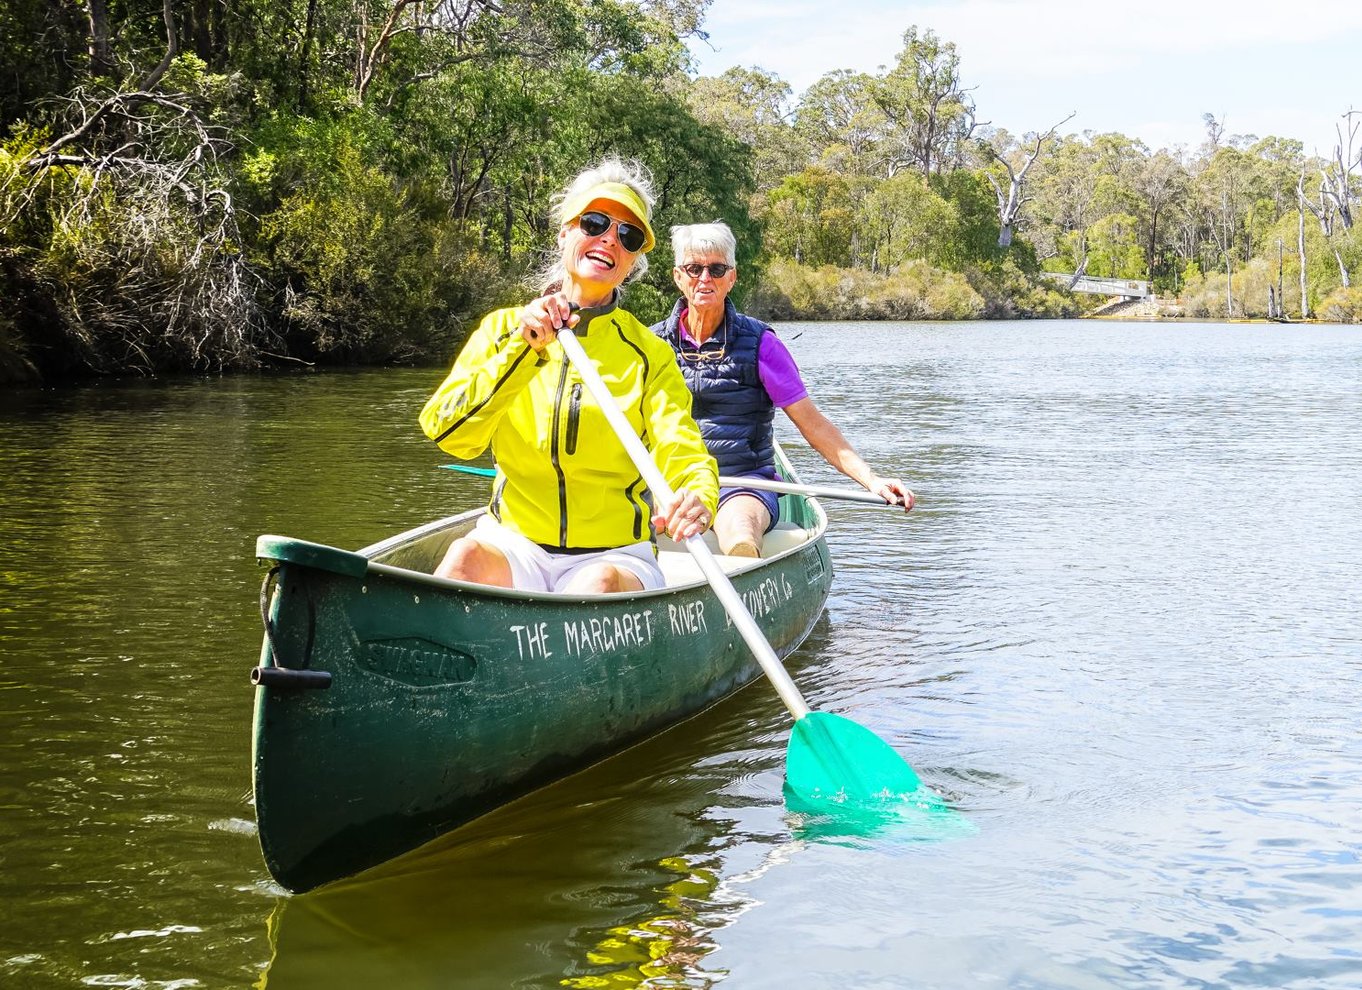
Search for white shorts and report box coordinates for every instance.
[470,515,664,593]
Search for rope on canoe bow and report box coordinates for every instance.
[257,566,317,671]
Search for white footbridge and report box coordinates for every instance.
[1043,273,1152,299]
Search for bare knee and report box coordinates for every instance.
[562,564,643,595]
[715,497,768,557]
[434,537,512,587]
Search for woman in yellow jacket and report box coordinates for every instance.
[420,157,718,594]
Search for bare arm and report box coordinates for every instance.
[783,397,915,511]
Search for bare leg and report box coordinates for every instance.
[713,494,770,557]
[560,563,645,595]
[433,537,514,587]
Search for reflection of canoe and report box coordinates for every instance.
[256,693,767,988]
[250,446,833,893]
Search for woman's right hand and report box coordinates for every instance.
[519,292,579,352]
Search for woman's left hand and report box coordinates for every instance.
[869,476,915,512]
[653,489,712,540]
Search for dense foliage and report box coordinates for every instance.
[1,5,1358,382]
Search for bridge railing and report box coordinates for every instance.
[1041,272,1152,298]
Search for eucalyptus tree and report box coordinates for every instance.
[872,26,980,178]
[1195,145,1259,313]
[684,66,805,186]
[1027,136,1104,277]
[1247,136,1307,222]
[1084,213,1145,279]
[794,69,885,177]
[757,166,856,267]
[858,172,959,272]
[1129,149,1189,287]
[1298,111,1360,290]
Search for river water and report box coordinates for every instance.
[1,320,1359,989]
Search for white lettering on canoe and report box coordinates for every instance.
[668,599,708,636]
[724,573,795,627]
[509,621,553,661]
[562,609,655,658]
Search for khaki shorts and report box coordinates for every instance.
[470,515,664,593]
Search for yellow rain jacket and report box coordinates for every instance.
[420,300,718,550]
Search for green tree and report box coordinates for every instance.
[1086,213,1145,278]
[859,174,958,273]
[795,69,885,177]
[873,26,978,177]
[683,67,804,186]
[757,167,855,267]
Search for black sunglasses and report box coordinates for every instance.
[577,211,647,253]
[679,262,732,279]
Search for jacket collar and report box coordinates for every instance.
[574,292,620,333]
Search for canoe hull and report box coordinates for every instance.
[252,498,831,893]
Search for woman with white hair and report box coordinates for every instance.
[420,158,718,593]
[653,221,914,558]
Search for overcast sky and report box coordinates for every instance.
[689,0,1362,154]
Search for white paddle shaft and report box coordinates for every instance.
[556,327,811,721]
[718,475,901,506]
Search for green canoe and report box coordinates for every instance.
[251,451,833,893]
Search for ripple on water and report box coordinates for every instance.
[3,330,1362,988]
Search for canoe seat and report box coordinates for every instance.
[657,523,809,587]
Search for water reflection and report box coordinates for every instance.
[256,694,773,990]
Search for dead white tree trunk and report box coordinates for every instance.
[1319,110,1359,231]
[1298,191,1309,319]
[1299,170,1351,290]
[986,111,1075,248]
[1066,253,1088,291]
[139,0,179,91]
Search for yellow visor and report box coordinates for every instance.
[560,182,656,253]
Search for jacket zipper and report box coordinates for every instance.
[565,382,582,456]
[550,359,571,546]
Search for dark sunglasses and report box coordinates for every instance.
[576,211,647,253]
[679,262,732,279]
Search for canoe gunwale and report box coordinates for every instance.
[341,514,826,604]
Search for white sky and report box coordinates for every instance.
[690,0,1362,154]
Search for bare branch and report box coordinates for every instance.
[138,0,179,91]
[986,111,1075,247]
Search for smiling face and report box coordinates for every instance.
[559,198,642,301]
[673,252,737,314]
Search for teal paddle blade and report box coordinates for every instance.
[784,712,976,840]
[785,711,932,807]
[439,464,497,477]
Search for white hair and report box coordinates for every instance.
[536,156,655,292]
[670,222,737,267]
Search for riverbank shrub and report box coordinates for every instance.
[247,115,509,364]
[963,256,1079,319]
[1178,257,1310,319]
[1,120,268,380]
[747,257,985,321]
[1317,285,1362,323]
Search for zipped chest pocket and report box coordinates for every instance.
[565,382,583,455]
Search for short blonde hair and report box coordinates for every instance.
[671,222,737,268]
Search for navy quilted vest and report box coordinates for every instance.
[652,298,775,475]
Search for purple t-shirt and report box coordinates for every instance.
[677,312,808,408]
